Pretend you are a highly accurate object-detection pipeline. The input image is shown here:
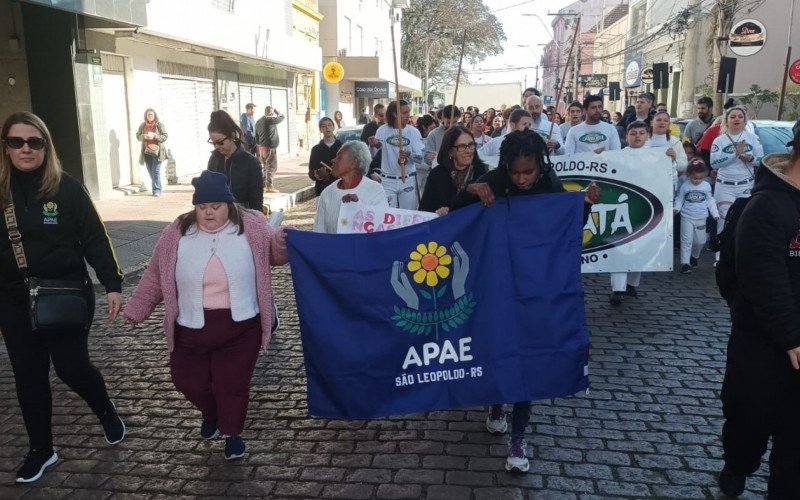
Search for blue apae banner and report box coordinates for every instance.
[287,193,590,419]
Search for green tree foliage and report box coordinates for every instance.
[781,83,800,121]
[401,0,506,102]
[739,84,779,118]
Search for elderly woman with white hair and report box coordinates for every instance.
[313,140,388,233]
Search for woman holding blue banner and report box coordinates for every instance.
[123,171,288,461]
[451,130,600,473]
[313,140,388,233]
[419,126,487,216]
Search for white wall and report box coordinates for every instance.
[145,0,320,71]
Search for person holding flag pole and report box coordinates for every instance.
[373,14,424,209]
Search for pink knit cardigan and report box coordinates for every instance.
[123,209,289,352]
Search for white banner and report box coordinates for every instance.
[337,203,439,234]
[552,148,674,273]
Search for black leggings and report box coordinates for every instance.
[0,288,113,450]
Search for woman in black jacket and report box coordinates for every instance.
[206,110,264,211]
[0,112,125,483]
[717,142,800,498]
[419,125,487,215]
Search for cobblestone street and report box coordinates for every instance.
[0,198,766,499]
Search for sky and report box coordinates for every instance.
[464,0,577,89]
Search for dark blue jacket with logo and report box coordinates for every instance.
[0,168,123,294]
[731,153,800,351]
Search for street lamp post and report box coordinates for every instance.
[515,44,543,92]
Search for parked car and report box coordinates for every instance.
[336,125,364,144]
[751,120,794,155]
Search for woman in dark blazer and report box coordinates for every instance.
[419,125,487,215]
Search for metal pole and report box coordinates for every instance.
[723,73,730,109]
[424,44,430,114]
[573,15,581,97]
[536,65,540,89]
[777,0,795,120]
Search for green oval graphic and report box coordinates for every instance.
[722,143,753,154]
[579,132,607,145]
[561,177,664,252]
[386,135,411,148]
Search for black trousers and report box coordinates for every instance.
[721,333,800,499]
[0,287,113,451]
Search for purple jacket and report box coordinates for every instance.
[124,209,288,352]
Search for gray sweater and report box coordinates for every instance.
[682,116,715,145]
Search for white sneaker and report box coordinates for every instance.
[486,406,508,434]
[505,436,530,473]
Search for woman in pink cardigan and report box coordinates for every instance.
[123,171,288,460]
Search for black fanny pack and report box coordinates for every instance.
[28,278,90,332]
[5,205,91,332]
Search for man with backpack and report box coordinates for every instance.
[717,129,800,498]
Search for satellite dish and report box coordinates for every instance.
[323,62,345,84]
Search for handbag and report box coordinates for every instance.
[145,143,160,155]
[4,205,91,332]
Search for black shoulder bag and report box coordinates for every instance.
[4,204,91,332]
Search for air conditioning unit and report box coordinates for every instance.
[338,48,347,57]
[392,0,410,8]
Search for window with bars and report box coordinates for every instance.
[211,0,235,13]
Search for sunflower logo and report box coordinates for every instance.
[408,242,451,287]
[42,202,58,217]
[391,241,476,340]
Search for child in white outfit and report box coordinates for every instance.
[673,159,720,274]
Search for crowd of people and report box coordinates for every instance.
[2,85,799,495]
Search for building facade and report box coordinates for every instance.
[1,0,322,199]
[318,0,420,125]
[541,0,627,111]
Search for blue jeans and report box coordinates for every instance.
[492,402,532,437]
[144,154,162,194]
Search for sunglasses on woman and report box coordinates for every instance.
[207,137,229,147]
[4,136,46,150]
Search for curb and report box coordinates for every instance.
[265,184,316,214]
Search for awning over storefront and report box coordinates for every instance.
[115,30,322,74]
[20,0,147,27]
[339,56,421,93]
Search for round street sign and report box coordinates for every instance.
[729,19,766,57]
[641,68,654,85]
[790,60,800,85]
[624,58,641,88]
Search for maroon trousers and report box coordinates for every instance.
[170,309,261,436]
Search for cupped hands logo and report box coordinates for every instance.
[391,241,476,340]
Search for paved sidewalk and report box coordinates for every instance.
[95,156,315,276]
[0,197,770,499]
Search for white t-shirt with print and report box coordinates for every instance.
[674,181,720,220]
[564,121,622,154]
[376,124,425,177]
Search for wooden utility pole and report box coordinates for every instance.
[449,30,468,130]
